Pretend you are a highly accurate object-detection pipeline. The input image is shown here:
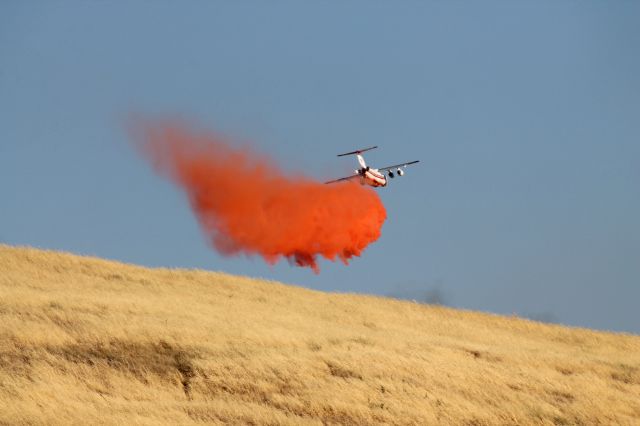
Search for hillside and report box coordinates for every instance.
[0,245,638,425]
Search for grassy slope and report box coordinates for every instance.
[0,245,639,425]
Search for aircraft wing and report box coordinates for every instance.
[324,174,359,184]
[377,160,420,172]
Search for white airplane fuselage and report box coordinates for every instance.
[356,154,387,187]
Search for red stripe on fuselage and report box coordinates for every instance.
[365,170,387,187]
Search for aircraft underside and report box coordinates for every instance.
[362,170,387,187]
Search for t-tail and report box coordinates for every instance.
[337,146,377,169]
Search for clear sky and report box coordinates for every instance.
[1,1,638,333]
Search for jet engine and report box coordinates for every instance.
[397,168,404,176]
[388,171,395,178]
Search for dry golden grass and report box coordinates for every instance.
[0,244,639,425]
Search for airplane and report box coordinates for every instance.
[324,146,419,188]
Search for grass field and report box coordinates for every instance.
[1,244,639,425]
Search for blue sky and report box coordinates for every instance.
[1,1,638,333]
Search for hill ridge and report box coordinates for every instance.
[1,245,639,425]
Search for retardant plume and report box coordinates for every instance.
[137,124,387,273]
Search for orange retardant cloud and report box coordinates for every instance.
[138,124,386,272]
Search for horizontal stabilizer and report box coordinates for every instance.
[337,146,378,157]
